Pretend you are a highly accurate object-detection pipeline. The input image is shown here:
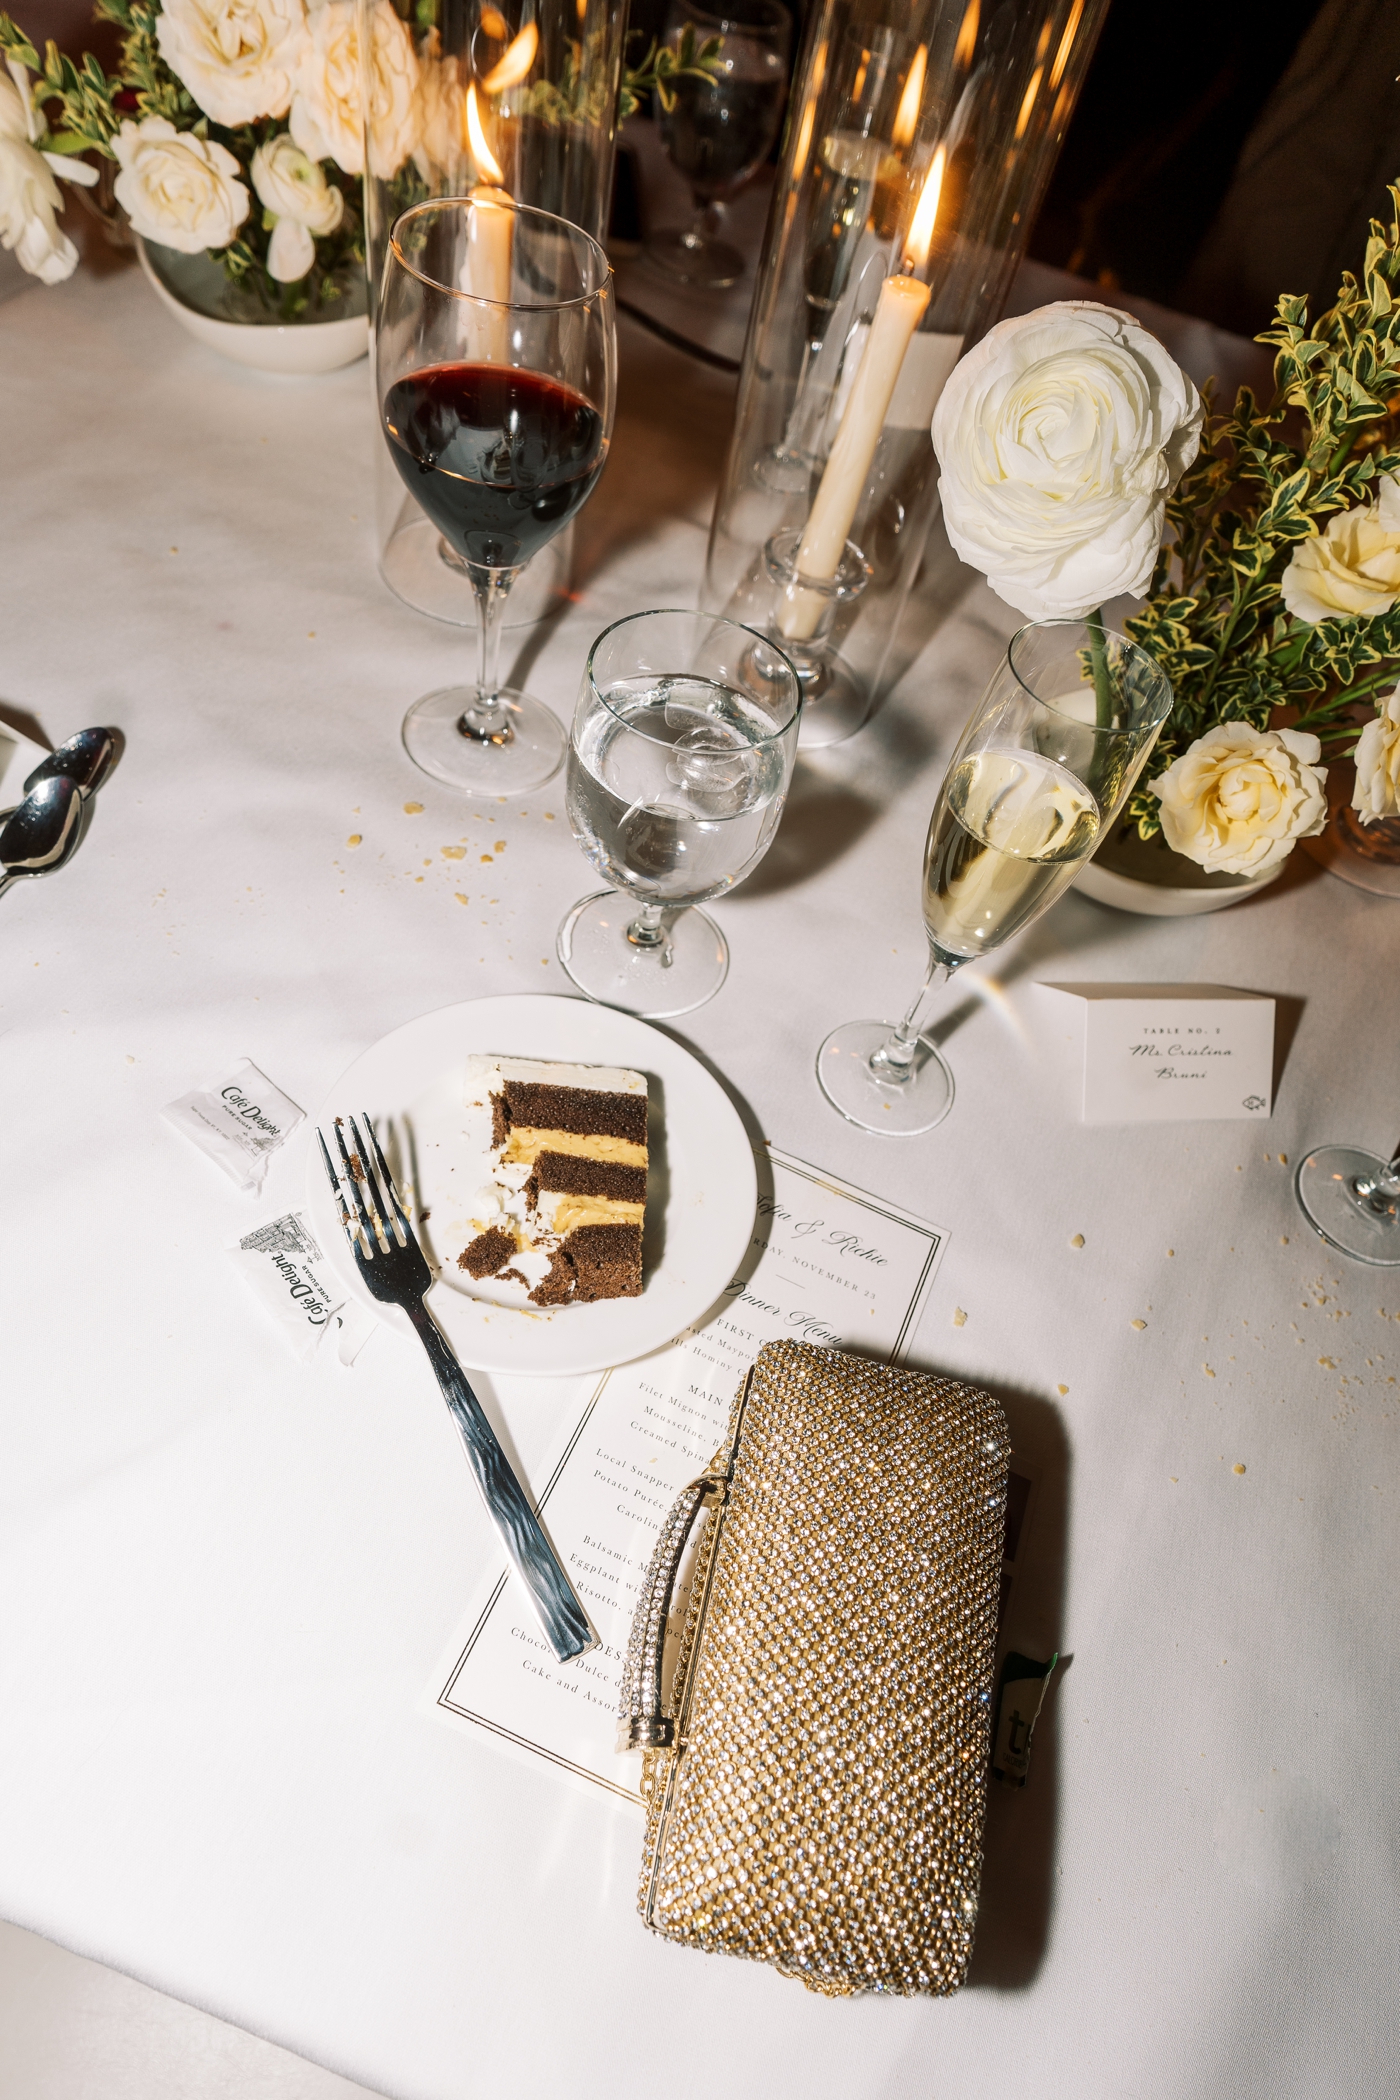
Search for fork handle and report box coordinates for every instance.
[405,1301,596,1664]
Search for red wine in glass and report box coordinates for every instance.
[384,362,607,573]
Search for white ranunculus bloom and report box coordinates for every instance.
[290,0,419,179]
[1280,475,1400,625]
[266,213,315,280]
[1352,686,1400,825]
[931,301,1203,621]
[112,117,250,255]
[156,0,306,128]
[1152,723,1327,877]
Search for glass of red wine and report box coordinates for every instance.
[377,198,616,794]
[648,0,791,290]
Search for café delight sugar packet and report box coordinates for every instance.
[162,1059,303,1193]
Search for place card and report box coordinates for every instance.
[430,1147,950,1804]
[1041,983,1275,1123]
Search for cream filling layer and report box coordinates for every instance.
[548,1194,646,1235]
[501,1126,648,1168]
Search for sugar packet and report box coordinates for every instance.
[163,1059,304,1193]
[229,1211,375,1365]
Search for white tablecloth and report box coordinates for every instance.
[2,261,1397,2100]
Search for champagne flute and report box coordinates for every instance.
[377,198,616,795]
[558,608,802,1016]
[818,619,1174,1134]
[647,0,792,290]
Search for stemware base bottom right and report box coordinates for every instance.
[816,1020,955,1135]
[1295,1144,1400,1265]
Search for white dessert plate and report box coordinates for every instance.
[306,993,757,1377]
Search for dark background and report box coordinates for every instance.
[16,0,1400,338]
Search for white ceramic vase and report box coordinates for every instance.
[137,239,368,375]
[1075,826,1283,917]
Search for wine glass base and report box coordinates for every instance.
[401,685,565,796]
[644,229,744,289]
[1295,1145,1400,1265]
[557,890,728,1017]
[816,1019,955,1135]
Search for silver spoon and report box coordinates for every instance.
[23,725,119,800]
[0,776,84,902]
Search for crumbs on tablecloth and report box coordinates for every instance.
[1131,1318,1147,1330]
[404,801,423,814]
[1070,1233,1084,1249]
[347,834,361,847]
[1233,1463,1247,1475]
[952,1307,967,1327]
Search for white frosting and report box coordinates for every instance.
[463,1054,647,1100]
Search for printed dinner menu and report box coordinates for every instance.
[432,1147,949,1803]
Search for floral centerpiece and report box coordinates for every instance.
[0,2,719,324]
[933,183,1400,888]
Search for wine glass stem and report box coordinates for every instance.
[870,950,961,1083]
[627,900,667,949]
[462,564,518,741]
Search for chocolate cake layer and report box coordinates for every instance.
[499,1080,647,1145]
[529,1151,648,1203]
[526,1222,644,1305]
[458,1225,515,1277]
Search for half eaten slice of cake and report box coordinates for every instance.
[456,1057,648,1305]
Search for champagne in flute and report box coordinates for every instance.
[923,749,1100,960]
[817,618,1172,1136]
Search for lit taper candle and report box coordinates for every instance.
[780,145,945,641]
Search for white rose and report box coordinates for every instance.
[0,132,77,283]
[1352,686,1400,825]
[113,117,250,255]
[0,61,98,285]
[932,301,1203,621]
[290,0,419,179]
[155,0,306,128]
[1281,476,1400,625]
[414,42,465,181]
[251,131,342,283]
[1151,723,1327,878]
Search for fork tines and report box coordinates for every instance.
[317,1114,412,1257]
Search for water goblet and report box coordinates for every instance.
[647,0,792,290]
[818,618,1174,1134]
[558,608,802,1017]
[1295,1140,1400,1265]
[377,197,616,795]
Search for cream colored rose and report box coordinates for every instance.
[1352,686,1400,825]
[1281,476,1400,624]
[290,0,419,179]
[414,40,465,181]
[1151,723,1327,877]
[155,0,306,128]
[931,301,1203,621]
[113,117,250,254]
[251,130,342,279]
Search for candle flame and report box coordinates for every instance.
[1049,0,1085,89]
[1013,65,1043,142]
[903,143,945,274]
[479,6,509,37]
[953,0,979,70]
[481,21,539,93]
[465,82,504,183]
[891,44,927,150]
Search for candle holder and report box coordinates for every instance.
[359,0,628,631]
[726,526,873,746]
[703,0,1110,742]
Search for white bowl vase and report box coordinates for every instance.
[1075,826,1283,917]
[137,239,368,375]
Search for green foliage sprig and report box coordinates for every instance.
[1123,186,1400,837]
[619,26,724,123]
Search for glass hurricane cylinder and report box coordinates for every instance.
[702,0,1109,746]
[359,0,628,628]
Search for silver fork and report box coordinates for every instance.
[318,1113,596,1664]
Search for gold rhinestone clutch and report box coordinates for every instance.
[617,1340,1010,1996]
